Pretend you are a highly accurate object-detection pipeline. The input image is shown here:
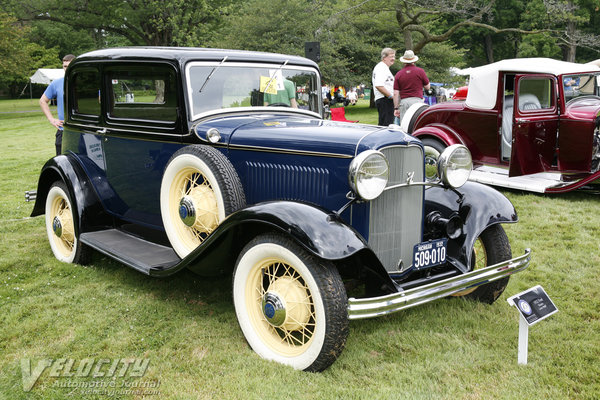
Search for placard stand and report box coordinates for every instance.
[517,314,529,364]
[507,285,558,366]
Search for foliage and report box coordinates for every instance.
[0,13,31,87]
[9,0,233,46]
[212,0,362,86]
[3,0,600,95]
[27,21,99,59]
[0,12,60,97]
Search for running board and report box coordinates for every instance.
[80,229,180,275]
[469,166,565,193]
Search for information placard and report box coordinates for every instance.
[507,285,558,326]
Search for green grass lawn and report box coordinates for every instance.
[0,100,599,399]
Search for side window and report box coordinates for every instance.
[71,69,101,118]
[518,78,553,111]
[107,65,177,123]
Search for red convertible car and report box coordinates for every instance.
[403,58,600,193]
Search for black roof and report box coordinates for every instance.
[74,47,319,69]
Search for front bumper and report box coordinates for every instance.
[347,249,531,319]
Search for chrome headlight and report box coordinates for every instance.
[438,144,472,188]
[349,150,389,200]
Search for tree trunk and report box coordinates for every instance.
[565,19,577,62]
[484,34,494,63]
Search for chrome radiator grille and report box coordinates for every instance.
[368,145,424,273]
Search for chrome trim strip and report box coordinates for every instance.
[66,123,188,137]
[227,143,353,159]
[347,249,532,319]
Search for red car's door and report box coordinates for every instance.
[509,74,559,177]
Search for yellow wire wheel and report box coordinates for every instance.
[452,237,487,297]
[452,224,512,303]
[233,234,348,371]
[45,181,89,264]
[160,146,245,258]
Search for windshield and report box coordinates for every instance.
[186,62,322,119]
[562,73,600,103]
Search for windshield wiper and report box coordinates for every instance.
[198,56,228,93]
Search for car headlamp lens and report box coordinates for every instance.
[349,150,389,200]
[438,144,472,188]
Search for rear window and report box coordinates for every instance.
[71,68,101,119]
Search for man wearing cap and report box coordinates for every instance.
[372,48,396,126]
[393,50,430,124]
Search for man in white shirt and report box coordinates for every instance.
[372,48,396,126]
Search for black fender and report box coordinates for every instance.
[174,201,395,291]
[424,181,517,271]
[30,155,109,232]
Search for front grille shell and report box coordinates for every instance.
[367,145,424,273]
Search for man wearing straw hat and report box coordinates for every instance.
[393,50,430,124]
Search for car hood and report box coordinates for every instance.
[194,113,421,157]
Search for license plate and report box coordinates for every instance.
[412,239,447,270]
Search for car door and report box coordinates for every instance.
[509,74,559,177]
[101,62,184,228]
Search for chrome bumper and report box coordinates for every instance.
[347,249,531,319]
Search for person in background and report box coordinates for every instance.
[393,50,430,124]
[372,48,396,126]
[264,78,298,108]
[39,54,76,156]
[347,88,358,105]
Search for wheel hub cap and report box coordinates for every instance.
[178,197,196,227]
[263,276,311,331]
[177,185,218,232]
[262,292,287,327]
[52,216,63,237]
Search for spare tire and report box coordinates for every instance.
[401,103,429,134]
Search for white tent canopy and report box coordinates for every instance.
[30,68,64,85]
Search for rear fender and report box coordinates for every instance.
[412,125,463,147]
[424,182,518,270]
[30,155,108,232]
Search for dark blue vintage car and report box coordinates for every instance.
[30,47,530,371]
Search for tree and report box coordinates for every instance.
[0,12,60,97]
[212,0,363,86]
[529,0,600,62]
[8,0,234,47]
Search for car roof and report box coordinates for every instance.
[464,58,600,110]
[73,47,319,69]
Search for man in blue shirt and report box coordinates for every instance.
[39,54,75,155]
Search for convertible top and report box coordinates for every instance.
[465,58,600,110]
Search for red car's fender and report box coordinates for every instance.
[411,124,465,148]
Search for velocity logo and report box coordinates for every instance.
[20,358,150,392]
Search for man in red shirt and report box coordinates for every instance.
[393,50,430,124]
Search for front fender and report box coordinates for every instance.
[424,181,517,270]
[30,155,108,232]
[177,201,388,282]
